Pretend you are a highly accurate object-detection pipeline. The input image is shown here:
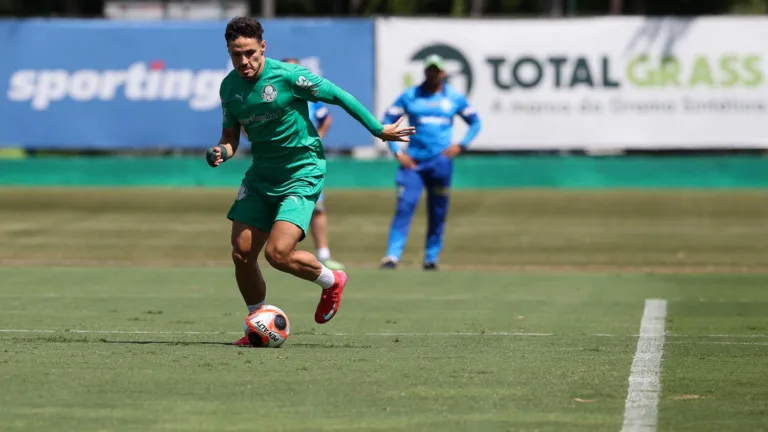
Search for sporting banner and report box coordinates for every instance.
[375,17,768,150]
[0,19,374,150]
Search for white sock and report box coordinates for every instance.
[317,247,331,261]
[313,265,336,289]
[247,302,264,314]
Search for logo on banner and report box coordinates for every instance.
[407,44,473,96]
[6,60,231,111]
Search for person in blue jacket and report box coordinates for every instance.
[380,54,482,270]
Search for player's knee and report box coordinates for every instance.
[396,197,419,214]
[231,248,256,266]
[264,243,291,270]
[231,239,259,266]
[430,186,451,197]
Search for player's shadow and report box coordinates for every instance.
[98,340,373,348]
[99,339,232,346]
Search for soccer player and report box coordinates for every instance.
[282,57,345,271]
[206,17,414,346]
[379,54,481,270]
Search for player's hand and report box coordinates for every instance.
[206,146,224,167]
[442,143,463,159]
[396,152,417,170]
[379,116,416,142]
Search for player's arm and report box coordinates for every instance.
[206,102,241,168]
[457,96,481,149]
[443,96,481,159]
[314,103,332,140]
[290,68,414,142]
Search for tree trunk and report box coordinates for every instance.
[470,0,484,16]
[261,0,275,17]
[350,0,363,14]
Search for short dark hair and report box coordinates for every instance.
[225,16,264,44]
[282,57,300,63]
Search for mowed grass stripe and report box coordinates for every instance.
[2,188,768,268]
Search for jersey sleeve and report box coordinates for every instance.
[290,68,324,102]
[219,80,240,129]
[456,95,479,124]
[289,66,383,137]
[455,95,481,148]
[221,102,240,129]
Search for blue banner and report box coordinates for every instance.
[0,19,374,150]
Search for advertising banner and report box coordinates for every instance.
[0,19,374,149]
[375,17,768,150]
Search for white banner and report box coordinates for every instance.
[375,17,768,150]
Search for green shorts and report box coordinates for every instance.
[226,176,323,241]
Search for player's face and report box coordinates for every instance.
[424,66,445,87]
[228,37,266,79]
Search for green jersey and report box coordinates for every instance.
[219,58,384,191]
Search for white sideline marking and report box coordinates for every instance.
[621,299,667,432]
[0,329,553,337]
[0,328,765,339]
[332,332,554,337]
[668,341,768,346]
[697,334,768,338]
[0,329,241,335]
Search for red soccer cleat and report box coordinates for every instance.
[233,335,251,346]
[314,270,347,324]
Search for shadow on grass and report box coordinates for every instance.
[99,339,233,346]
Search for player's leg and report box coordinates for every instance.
[226,183,277,345]
[265,221,324,280]
[381,166,424,268]
[423,156,454,270]
[264,195,347,324]
[309,192,345,270]
[231,221,270,305]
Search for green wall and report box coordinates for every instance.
[1,156,768,188]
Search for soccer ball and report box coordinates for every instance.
[244,305,290,348]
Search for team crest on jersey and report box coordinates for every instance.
[440,98,453,113]
[236,184,247,201]
[261,83,277,102]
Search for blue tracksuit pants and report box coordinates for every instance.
[385,154,453,264]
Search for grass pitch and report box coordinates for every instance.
[1,188,767,431]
